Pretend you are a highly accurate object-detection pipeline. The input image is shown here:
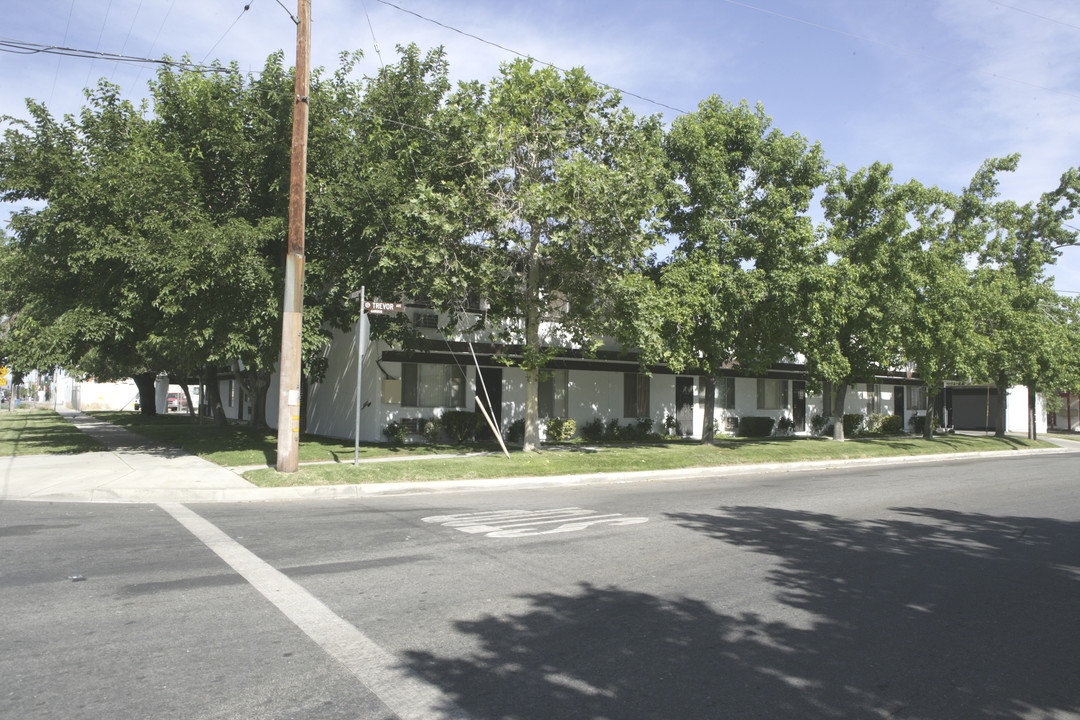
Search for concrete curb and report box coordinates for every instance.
[11,445,1073,504]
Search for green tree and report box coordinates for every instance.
[0,83,194,411]
[971,165,1080,437]
[898,158,1021,439]
[394,59,665,451]
[804,162,916,439]
[649,95,826,442]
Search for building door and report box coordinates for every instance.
[475,367,503,439]
[893,385,905,422]
[792,380,806,432]
[676,376,694,436]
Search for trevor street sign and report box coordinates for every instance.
[364,301,404,314]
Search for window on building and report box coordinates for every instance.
[865,383,882,415]
[907,385,927,411]
[717,377,736,410]
[756,378,788,410]
[413,312,439,329]
[539,369,569,418]
[624,373,650,418]
[401,363,466,408]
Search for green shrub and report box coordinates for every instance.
[383,420,408,444]
[506,418,525,443]
[910,414,935,435]
[421,418,442,443]
[810,413,829,436]
[545,417,576,443]
[879,414,904,434]
[604,418,623,441]
[775,416,795,435]
[738,416,775,437]
[863,413,888,434]
[634,417,654,439]
[664,414,678,433]
[581,417,604,442]
[843,413,864,436]
[442,410,480,443]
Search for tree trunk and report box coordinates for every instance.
[133,372,157,416]
[831,383,849,440]
[702,375,716,444]
[205,366,228,426]
[181,384,196,419]
[522,230,542,452]
[1028,385,1037,440]
[299,372,308,435]
[168,373,197,420]
[995,372,1008,437]
[923,389,937,440]
[244,370,271,430]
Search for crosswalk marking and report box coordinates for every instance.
[422,507,648,538]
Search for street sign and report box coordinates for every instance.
[364,301,404,314]
[0,379,6,387]
[0,367,9,377]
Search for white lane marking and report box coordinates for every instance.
[422,507,649,538]
[159,503,471,720]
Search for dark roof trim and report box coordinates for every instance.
[381,346,927,384]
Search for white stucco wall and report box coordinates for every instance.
[72,379,141,411]
[261,323,1051,443]
[1004,386,1046,435]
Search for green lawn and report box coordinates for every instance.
[0,410,105,455]
[87,411,503,467]
[79,411,1056,488]
[242,433,1052,487]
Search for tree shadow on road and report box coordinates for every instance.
[404,506,1080,719]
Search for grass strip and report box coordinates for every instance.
[242,434,1053,487]
[0,409,105,455]
[80,412,1057,487]
[87,411,501,467]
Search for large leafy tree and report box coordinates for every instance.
[394,59,666,451]
[898,157,1022,439]
[0,83,207,410]
[648,95,826,442]
[804,162,916,439]
[1,49,432,425]
[971,165,1080,437]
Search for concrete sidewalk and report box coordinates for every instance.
[0,409,257,503]
[1,409,1078,504]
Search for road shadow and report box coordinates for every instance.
[403,506,1080,718]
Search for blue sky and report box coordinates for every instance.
[3,0,1080,291]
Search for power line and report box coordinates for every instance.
[84,0,115,89]
[718,0,1080,102]
[374,0,689,115]
[0,37,230,74]
[987,1,1080,32]
[111,0,147,82]
[48,0,78,106]
[362,0,420,179]
[134,0,179,86]
[201,3,252,65]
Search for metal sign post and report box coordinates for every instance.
[354,287,364,466]
[353,295,404,465]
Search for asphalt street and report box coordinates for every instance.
[2,452,1079,719]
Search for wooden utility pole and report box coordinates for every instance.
[275,0,311,472]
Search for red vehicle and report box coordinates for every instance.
[167,391,188,412]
